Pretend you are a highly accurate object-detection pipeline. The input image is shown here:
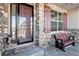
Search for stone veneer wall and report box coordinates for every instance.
[34,3,68,47]
[38,4,46,47]
[0,3,8,34]
[33,3,39,42]
[33,3,47,47]
[1,3,67,48]
[34,3,51,47]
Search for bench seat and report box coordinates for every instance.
[54,32,76,52]
[64,40,75,46]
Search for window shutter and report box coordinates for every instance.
[44,5,51,33]
[64,13,67,31]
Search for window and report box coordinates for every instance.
[51,10,64,31]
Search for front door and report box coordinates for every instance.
[11,4,33,44]
[18,4,33,44]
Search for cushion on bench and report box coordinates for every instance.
[64,40,75,46]
[55,33,68,42]
[61,33,68,42]
[55,33,63,40]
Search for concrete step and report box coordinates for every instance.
[0,43,44,56]
[15,47,44,56]
[14,44,35,54]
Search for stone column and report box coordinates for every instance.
[34,3,46,47]
[38,4,46,47]
[33,3,39,46]
[7,3,11,35]
[34,3,50,47]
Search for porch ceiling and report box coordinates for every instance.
[54,3,79,10]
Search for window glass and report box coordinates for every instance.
[59,12,64,21]
[51,10,57,20]
[58,22,64,30]
[51,21,57,31]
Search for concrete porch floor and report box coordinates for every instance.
[14,42,79,56]
[45,43,79,56]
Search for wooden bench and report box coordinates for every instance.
[54,33,76,52]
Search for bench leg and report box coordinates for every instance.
[61,46,65,52]
[62,48,65,52]
[72,42,75,46]
[55,41,59,48]
[61,44,65,52]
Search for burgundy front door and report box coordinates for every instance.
[17,4,33,44]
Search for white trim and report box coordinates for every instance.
[51,19,57,22]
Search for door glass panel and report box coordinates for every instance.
[18,16,26,41]
[12,4,16,40]
[18,5,33,44]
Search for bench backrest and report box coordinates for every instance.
[54,33,68,42]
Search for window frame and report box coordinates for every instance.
[51,10,64,31]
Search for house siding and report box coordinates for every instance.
[67,8,79,29]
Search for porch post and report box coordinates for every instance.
[38,4,51,47]
[38,3,45,47]
[34,3,40,46]
[34,3,48,47]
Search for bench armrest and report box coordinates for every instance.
[56,39,64,44]
[68,36,74,40]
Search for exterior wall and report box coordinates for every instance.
[38,4,45,46]
[31,3,68,47]
[37,3,68,47]
[33,3,50,47]
[0,3,68,47]
[67,8,79,29]
[0,4,8,33]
